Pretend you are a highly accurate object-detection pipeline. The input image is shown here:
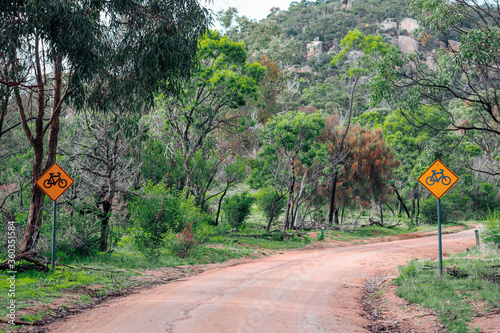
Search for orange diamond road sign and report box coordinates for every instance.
[36,163,74,201]
[418,159,459,199]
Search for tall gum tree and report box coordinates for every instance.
[158,30,265,207]
[0,0,210,254]
[328,28,388,225]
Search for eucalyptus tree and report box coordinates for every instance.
[261,111,327,236]
[327,29,388,225]
[61,108,145,252]
[0,0,210,254]
[157,31,265,208]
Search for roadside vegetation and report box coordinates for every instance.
[394,211,500,333]
[1,0,500,331]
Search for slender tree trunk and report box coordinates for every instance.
[328,170,339,226]
[266,195,282,232]
[328,76,358,226]
[340,204,346,224]
[282,175,295,238]
[20,53,64,253]
[379,201,384,226]
[394,186,411,219]
[416,194,420,226]
[293,170,308,229]
[99,199,113,252]
[215,187,229,226]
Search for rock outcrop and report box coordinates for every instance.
[340,0,353,10]
[306,38,324,60]
[380,18,398,35]
[399,18,420,36]
[398,36,419,54]
[448,40,461,53]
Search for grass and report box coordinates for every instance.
[0,265,134,321]
[394,246,500,333]
[0,203,475,331]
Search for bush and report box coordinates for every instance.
[168,223,197,258]
[129,226,163,260]
[255,187,286,224]
[55,206,102,257]
[481,210,500,246]
[420,196,455,224]
[128,182,212,258]
[223,191,253,228]
[129,183,186,237]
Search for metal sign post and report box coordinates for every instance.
[52,201,57,270]
[418,159,459,280]
[437,199,442,279]
[36,163,74,271]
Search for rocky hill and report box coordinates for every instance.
[221,0,462,114]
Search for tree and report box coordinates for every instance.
[371,0,500,173]
[0,0,210,254]
[261,111,326,235]
[158,31,265,207]
[327,28,388,225]
[61,108,144,252]
[340,125,400,222]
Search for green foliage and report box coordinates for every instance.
[167,223,197,258]
[254,187,287,222]
[223,191,254,228]
[330,28,387,77]
[128,182,211,258]
[129,183,186,237]
[481,210,500,246]
[395,248,500,333]
[129,226,164,260]
[264,111,327,167]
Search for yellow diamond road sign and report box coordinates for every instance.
[418,159,459,199]
[36,163,74,201]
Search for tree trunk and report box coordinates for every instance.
[394,186,411,220]
[215,187,229,226]
[328,170,339,226]
[379,201,384,226]
[282,175,295,238]
[266,195,282,232]
[292,170,308,228]
[415,194,420,226]
[98,199,113,252]
[19,55,63,253]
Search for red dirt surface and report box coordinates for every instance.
[43,229,477,333]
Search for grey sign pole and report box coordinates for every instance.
[437,198,442,279]
[52,201,56,270]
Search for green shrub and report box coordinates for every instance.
[255,187,286,223]
[481,210,500,246]
[129,182,185,236]
[168,223,197,258]
[128,182,212,258]
[129,226,163,260]
[223,191,253,228]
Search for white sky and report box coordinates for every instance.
[204,0,295,22]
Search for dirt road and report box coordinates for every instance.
[46,230,476,333]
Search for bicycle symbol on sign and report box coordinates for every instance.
[425,169,451,186]
[43,172,68,189]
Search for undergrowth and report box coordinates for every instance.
[394,246,500,333]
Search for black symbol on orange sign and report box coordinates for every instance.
[425,169,451,186]
[43,172,68,189]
